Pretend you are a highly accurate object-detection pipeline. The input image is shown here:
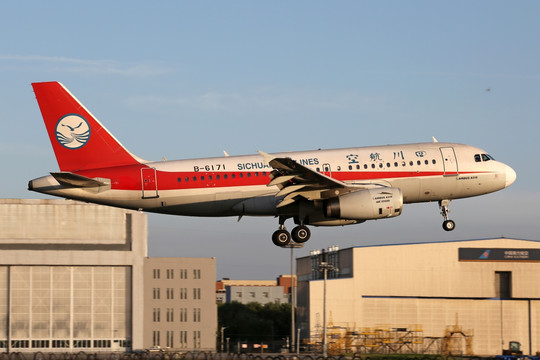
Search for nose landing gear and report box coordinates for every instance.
[439,199,456,231]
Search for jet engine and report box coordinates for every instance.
[324,187,403,220]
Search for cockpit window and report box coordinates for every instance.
[475,153,495,162]
[482,154,494,161]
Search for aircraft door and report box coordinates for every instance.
[141,167,159,198]
[440,147,458,176]
[322,163,332,177]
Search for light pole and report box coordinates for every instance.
[283,242,303,352]
[220,326,228,353]
[318,247,338,358]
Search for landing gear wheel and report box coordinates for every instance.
[272,229,291,246]
[442,220,456,231]
[291,225,311,243]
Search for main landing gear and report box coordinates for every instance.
[439,199,456,231]
[271,216,311,247]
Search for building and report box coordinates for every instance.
[296,238,540,356]
[216,278,293,305]
[0,199,216,353]
[144,258,216,351]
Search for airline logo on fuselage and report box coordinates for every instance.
[55,114,90,149]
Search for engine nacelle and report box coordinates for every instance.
[325,188,403,220]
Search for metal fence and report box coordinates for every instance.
[0,352,509,360]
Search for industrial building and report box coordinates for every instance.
[296,238,540,357]
[0,199,216,353]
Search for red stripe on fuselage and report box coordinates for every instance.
[76,165,481,191]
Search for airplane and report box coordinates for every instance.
[28,81,517,247]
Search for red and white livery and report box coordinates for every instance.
[28,82,517,246]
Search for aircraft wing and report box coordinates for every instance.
[259,151,373,208]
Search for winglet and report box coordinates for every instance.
[432,136,438,143]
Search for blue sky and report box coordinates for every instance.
[1,1,539,279]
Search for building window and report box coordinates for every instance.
[153,308,161,322]
[32,340,50,348]
[93,340,111,348]
[153,288,160,299]
[166,269,174,279]
[167,308,174,322]
[179,307,188,322]
[180,287,187,299]
[193,331,201,349]
[263,292,269,298]
[53,340,70,348]
[179,331,187,348]
[495,271,512,299]
[166,331,174,348]
[153,269,160,279]
[193,308,201,322]
[193,269,201,279]
[153,331,160,346]
[193,287,201,299]
[167,288,174,299]
[180,269,187,279]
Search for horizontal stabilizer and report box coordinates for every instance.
[50,172,109,188]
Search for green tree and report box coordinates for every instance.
[218,301,291,344]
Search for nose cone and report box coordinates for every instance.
[505,165,517,187]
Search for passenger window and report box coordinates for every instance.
[379,163,383,168]
[216,175,220,180]
[394,162,398,167]
[232,174,236,179]
[356,165,360,170]
[425,160,429,165]
[262,172,267,176]
[193,176,197,181]
[432,159,436,164]
[401,161,406,167]
[474,154,481,162]
[417,160,421,165]
[239,173,243,178]
[409,161,413,166]
[386,162,391,168]
[255,172,259,177]
[371,164,375,169]
[209,175,213,180]
[224,174,228,179]
[247,173,251,177]
[316,167,320,172]
[201,176,205,181]
[177,178,181,182]
[348,165,352,170]
[364,164,368,169]
[185,177,189,182]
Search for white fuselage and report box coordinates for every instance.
[29,142,516,221]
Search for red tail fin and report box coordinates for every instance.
[32,82,141,171]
